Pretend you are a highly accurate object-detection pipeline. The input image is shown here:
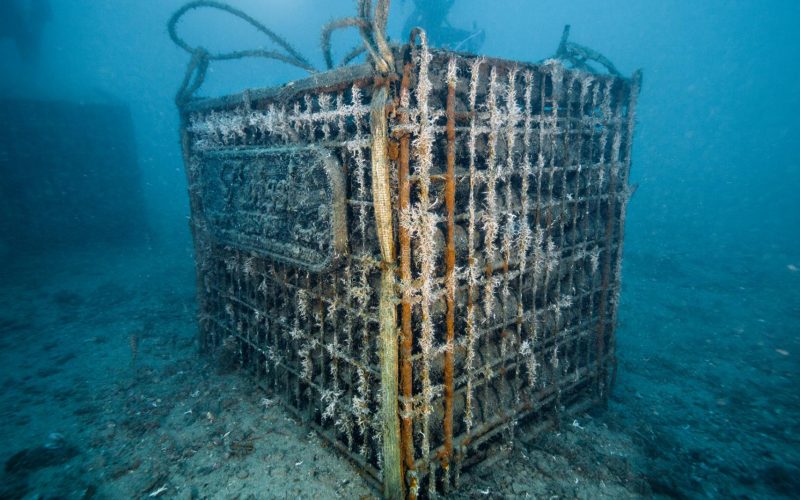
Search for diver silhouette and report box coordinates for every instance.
[402,0,484,53]
[0,0,51,62]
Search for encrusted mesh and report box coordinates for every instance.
[179,40,639,496]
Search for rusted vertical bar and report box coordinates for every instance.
[542,67,559,418]
[608,71,642,389]
[516,70,534,400]
[595,192,615,398]
[595,82,620,403]
[370,81,402,500]
[566,75,590,381]
[307,274,316,423]
[583,81,601,376]
[552,72,574,426]
[530,68,546,354]
[463,55,482,443]
[317,290,326,423]
[442,57,457,481]
[406,30,436,495]
[483,66,499,328]
[397,47,417,499]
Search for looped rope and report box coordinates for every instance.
[321,0,394,74]
[168,0,314,69]
[176,47,210,104]
[407,27,427,50]
[169,0,316,103]
[551,25,621,76]
[170,0,395,103]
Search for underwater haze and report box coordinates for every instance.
[1,0,798,498]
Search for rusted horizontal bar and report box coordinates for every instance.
[455,395,597,473]
[208,238,621,327]
[183,63,375,113]
[404,316,609,405]
[411,363,606,475]
[205,315,381,379]
[407,161,628,185]
[388,109,627,130]
[348,199,374,207]
[390,118,629,145]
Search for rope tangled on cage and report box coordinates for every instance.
[169,0,394,104]
[169,3,624,104]
[320,0,393,73]
[550,25,621,76]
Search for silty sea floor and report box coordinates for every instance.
[0,238,797,499]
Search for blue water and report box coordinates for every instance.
[1,1,798,498]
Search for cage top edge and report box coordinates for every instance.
[179,42,637,115]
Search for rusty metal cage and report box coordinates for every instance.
[177,30,639,497]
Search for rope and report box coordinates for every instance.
[169,0,316,103]
[321,0,394,73]
[175,47,210,104]
[171,0,395,103]
[551,25,621,76]
[168,1,314,69]
[170,2,623,105]
[321,16,371,70]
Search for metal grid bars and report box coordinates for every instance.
[183,75,390,480]
[393,39,640,496]
[178,39,640,498]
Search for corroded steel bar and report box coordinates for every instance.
[596,108,618,402]
[551,71,575,428]
[442,58,457,474]
[411,362,608,474]
[397,47,417,499]
[609,72,642,389]
[403,317,606,405]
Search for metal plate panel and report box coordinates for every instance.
[197,146,346,271]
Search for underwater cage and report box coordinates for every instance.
[172,1,640,497]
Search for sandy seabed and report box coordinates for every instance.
[0,241,797,499]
